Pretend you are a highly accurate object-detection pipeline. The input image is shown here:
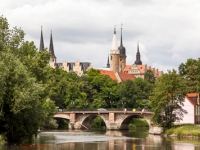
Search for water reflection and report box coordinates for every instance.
[1,129,200,150]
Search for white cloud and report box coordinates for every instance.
[2,0,200,72]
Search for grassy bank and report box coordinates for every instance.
[165,124,200,137]
[129,118,149,129]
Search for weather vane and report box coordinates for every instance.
[121,22,123,28]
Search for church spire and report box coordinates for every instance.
[39,26,44,51]
[118,23,126,56]
[49,31,56,58]
[120,23,123,46]
[106,55,110,68]
[114,25,116,34]
[111,25,119,51]
[135,41,142,65]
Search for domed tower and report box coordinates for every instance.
[135,41,142,65]
[49,31,57,68]
[118,23,126,72]
[110,26,120,72]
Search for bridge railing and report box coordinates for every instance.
[57,108,152,112]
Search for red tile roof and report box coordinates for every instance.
[117,72,135,81]
[123,64,163,78]
[100,70,118,82]
[137,65,146,74]
[123,65,131,73]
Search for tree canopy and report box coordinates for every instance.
[0,16,52,142]
[178,58,200,93]
[150,70,187,129]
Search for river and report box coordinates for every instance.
[1,129,200,150]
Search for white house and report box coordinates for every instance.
[176,93,200,124]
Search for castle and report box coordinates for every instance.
[39,26,162,79]
[39,27,91,76]
[104,25,163,80]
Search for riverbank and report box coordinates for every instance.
[165,124,200,138]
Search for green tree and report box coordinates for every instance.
[134,77,153,109]
[117,80,140,109]
[178,58,200,93]
[0,52,46,142]
[47,68,69,109]
[150,70,187,129]
[0,16,52,142]
[144,70,156,85]
[84,69,118,109]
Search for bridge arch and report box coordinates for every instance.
[53,113,70,120]
[120,115,139,129]
[81,114,107,129]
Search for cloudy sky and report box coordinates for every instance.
[1,0,200,72]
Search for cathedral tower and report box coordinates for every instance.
[135,41,142,65]
[49,31,57,67]
[118,23,126,72]
[110,27,120,72]
[39,26,44,51]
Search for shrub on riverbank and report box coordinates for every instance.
[0,135,3,142]
[91,116,106,129]
[129,118,149,129]
[165,124,200,137]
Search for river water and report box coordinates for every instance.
[1,129,200,150]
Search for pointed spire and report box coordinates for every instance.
[120,23,123,46]
[137,40,139,52]
[106,55,110,68]
[135,41,142,65]
[118,23,126,56]
[111,25,119,51]
[49,30,56,58]
[39,26,44,51]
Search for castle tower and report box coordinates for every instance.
[110,26,120,72]
[135,41,142,65]
[118,23,126,72]
[49,31,57,67]
[106,55,110,68]
[39,26,44,51]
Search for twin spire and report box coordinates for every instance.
[39,26,44,51]
[110,24,142,65]
[39,27,56,58]
[118,23,126,57]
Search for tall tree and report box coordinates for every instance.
[150,70,187,129]
[0,16,51,142]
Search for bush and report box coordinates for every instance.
[129,118,149,128]
[43,118,58,129]
[57,119,68,129]
[91,116,106,129]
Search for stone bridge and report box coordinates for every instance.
[53,110,153,130]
